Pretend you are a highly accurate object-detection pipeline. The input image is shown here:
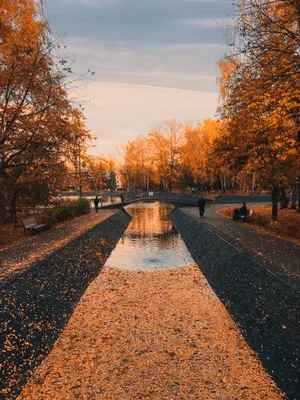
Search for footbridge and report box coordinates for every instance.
[101,193,202,209]
[99,191,272,210]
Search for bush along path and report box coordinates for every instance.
[0,210,132,400]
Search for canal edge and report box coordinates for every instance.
[0,210,132,400]
[170,207,300,400]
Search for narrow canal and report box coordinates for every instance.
[104,201,194,270]
[17,202,283,400]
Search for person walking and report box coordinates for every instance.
[198,195,205,217]
[94,195,100,213]
[120,192,124,203]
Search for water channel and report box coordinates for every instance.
[104,201,194,270]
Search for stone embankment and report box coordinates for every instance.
[171,208,300,400]
[0,210,131,400]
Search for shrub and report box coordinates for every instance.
[76,198,90,214]
[47,198,90,223]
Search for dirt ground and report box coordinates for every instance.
[18,264,283,400]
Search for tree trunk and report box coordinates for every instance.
[10,189,19,226]
[0,192,5,226]
[297,176,300,212]
[271,185,279,220]
[290,183,297,209]
[279,186,288,209]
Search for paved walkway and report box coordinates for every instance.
[184,205,300,291]
[0,209,116,284]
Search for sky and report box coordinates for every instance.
[43,0,234,156]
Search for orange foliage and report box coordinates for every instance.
[216,0,300,189]
[0,0,90,223]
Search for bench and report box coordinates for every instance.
[22,217,49,236]
[240,209,254,222]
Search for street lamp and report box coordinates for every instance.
[78,148,82,198]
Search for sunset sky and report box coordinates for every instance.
[43,0,234,155]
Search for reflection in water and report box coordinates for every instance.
[58,196,119,207]
[104,201,194,270]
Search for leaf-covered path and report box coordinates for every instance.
[19,264,282,400]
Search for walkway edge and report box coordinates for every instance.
[0,211,117,287]
[171,207,300,400]
[0,210,132,400]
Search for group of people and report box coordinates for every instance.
[197,196,248,220]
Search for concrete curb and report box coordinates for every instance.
[0,210,132,400]
[171,208,300,400]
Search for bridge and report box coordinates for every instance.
[100,193,203,209]
[99,192,272,210]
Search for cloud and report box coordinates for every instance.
[176,17,234,28]
[42,0,231,155]
[44,0,233,45]
[55,38,226,92]
[58,0,119,5]
[82,82,219,155]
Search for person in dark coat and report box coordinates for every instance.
[94,195,100,213]
[120,192,124,203]
[198,195,205,217]
[233,202,247,220]
[240,202,247,216]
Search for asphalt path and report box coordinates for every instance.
[183,204,300,292]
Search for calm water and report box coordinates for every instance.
[104,201,194,270]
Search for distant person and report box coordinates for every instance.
[94,195,100,213]
[120,192,124,203]
[240,202,247,216]
[198,195,205,217]
[233,202,247,220]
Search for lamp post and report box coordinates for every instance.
[297,127,300,212]
[77,142,82,199]
[78,150,82,198]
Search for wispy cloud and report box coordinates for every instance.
[82,82,219,155]
[176,17,234,28]
[58,0,119,5]
[42,0,232,154]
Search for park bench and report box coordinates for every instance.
[240,209,254,222]
[22,217,49,236]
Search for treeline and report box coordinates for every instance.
[119,0,300,218]
[0,0,90,224]
[118,119,223,192]
[216,0,300,217]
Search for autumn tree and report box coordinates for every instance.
[183,120,221,190]
[100,155,118,190]
[0,0,90,223]
[217,0,300,218]
[82,156,110,191]
[149,120,185,191]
